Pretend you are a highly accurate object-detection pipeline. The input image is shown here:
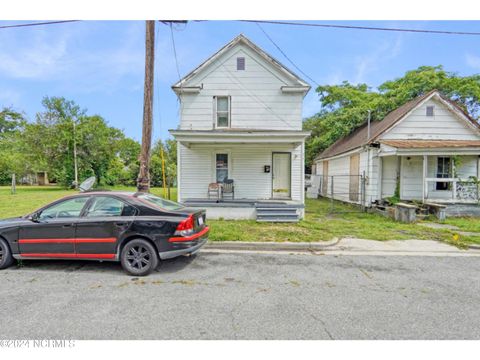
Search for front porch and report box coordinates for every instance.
[379,140,480,205]
[183,198,305,222]
[171,129,310,221]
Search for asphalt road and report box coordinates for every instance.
[1,250,480,340]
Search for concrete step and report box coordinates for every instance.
[256,218,299,223]
[256,207,298,212]
[256,211,299,217]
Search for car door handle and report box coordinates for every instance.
[115,222,127,226]
[62,224,74,228]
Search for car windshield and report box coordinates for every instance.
[137,194,184,211]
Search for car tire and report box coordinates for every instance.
[120,239,159,276]
[0,238,15,270]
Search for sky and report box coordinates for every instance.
[1,20,480,142]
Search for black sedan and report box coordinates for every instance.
[0,191,208,276]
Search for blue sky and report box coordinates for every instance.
[1,20,480,142]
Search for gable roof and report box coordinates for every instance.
[172,34,310,91]
[315,90,480,160]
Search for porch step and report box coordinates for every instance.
[255,205,299,222]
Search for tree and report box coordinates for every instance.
[150,139,177,188]
[21,96,140,187]
[304,66,480,165]
[105,137,141,186]
[0,108,29,184]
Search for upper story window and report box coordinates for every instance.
[236,57,245,70]
[215,96,230,128]
[426,105,434,116]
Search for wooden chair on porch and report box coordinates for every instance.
[222,179,235,199]
[207,183,222,199]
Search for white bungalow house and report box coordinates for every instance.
[169,34,311,221]
[312,90,480,213]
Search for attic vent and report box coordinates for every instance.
[426,106,434,116]
[236,57,245,70]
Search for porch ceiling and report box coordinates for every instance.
[380,139,480,148]
[169,129,310,144]
[379,140,480,156]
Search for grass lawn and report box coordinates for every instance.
[1,186,479,246]
[442,217,480,233]
[209,198,480,246]
[0,186,177,218]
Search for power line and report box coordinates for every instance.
[255,22,319,87]
[0,20,80,29]
[240,20,480,36]
[169,23,182,82]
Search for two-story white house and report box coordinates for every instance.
[169,34,310,221]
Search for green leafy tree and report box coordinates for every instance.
[0,108,29,184]
[304,65,480,165]
[150,139,177,187]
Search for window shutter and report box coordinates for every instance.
[236,57,245,70]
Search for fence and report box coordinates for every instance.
[318,174,366,213]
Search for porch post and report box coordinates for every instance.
[377,156,383,201]
[422,155,428,203]
[452,158,457,201]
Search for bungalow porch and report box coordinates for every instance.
[378,140,480,205]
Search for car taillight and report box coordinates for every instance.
[176,214,194,232]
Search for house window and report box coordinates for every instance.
[215,96,230,128]
[237,57,245,70]
[426,106,434,116]
[436,157,451,190]
[216,153,229,183]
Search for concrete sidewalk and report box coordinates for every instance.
[205,238,480,256]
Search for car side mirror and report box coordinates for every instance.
[30,212,40,223]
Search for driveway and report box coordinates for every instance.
[1,250,480,339]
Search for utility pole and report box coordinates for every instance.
[137,20,155,192]
[73,119,79,188]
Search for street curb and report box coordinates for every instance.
[204,238,340,252]
[467,244,480,250]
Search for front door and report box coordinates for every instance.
[349,153,360,202]
[19,196,90,258]
[272,152,291,199]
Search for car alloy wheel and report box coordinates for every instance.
[0,238,14,270]
[120,239,158,276]
[126,245,151,270]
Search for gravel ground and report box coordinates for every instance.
[1,250,480,340]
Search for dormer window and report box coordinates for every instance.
[236,57,245,70]
[426,105,434,116]
[215,96,230,128]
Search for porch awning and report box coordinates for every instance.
[378,139,480,156]
[169,129,311,144]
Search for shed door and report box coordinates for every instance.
[322,161,329,196]
[349,154,360,202]
[272,153,291,199]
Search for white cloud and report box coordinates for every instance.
[466,53,480,70]
[353,35,403,84]
[0,22,148,93]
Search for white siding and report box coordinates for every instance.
[360,148,380,205]
[382,99,480,141]
[178,44,303,131]
[178,143,303,202]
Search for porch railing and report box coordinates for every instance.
[424,178,480,202]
